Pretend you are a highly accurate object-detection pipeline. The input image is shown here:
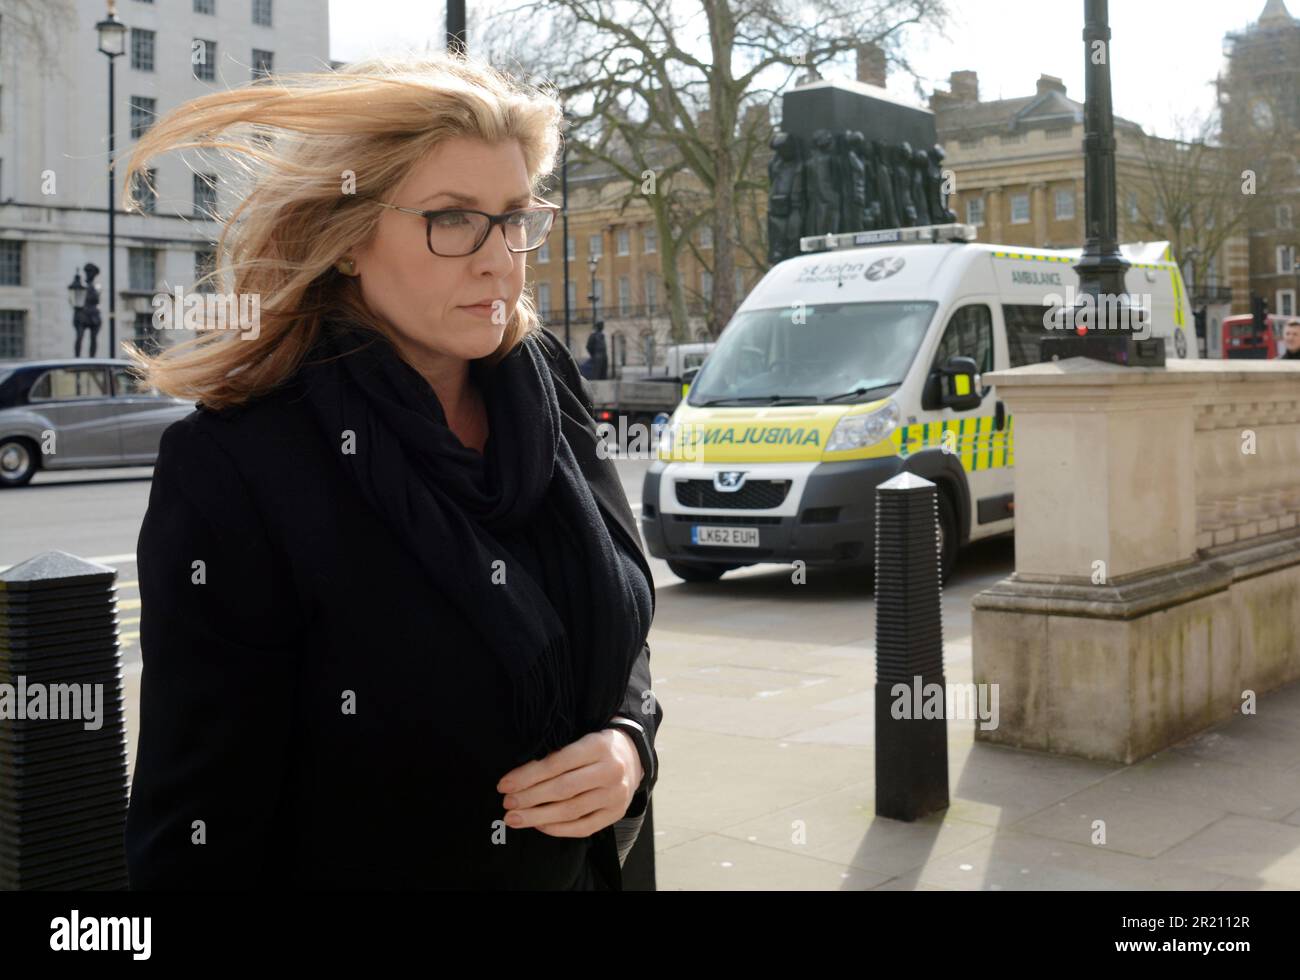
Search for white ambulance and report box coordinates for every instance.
[640,224,1196,583]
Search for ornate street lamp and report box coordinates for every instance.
[96,2,127,360]
[1042,0,1165,366]
[588,253,600,325]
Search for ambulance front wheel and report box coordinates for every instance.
[667,560,729,583]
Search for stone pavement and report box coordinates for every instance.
[119,534,1300,889]
[645,541,1300,891]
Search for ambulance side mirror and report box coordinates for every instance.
[938,356,983,412]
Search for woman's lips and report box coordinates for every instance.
[458,303,498,318]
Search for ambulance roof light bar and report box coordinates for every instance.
[799,223,978,254]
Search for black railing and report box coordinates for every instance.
[1190,285,1234,304]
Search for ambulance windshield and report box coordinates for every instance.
[688,301,937,406]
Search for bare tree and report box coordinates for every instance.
[485,0,947,342]
[1129,111,1279,298]
[0,0,77,68]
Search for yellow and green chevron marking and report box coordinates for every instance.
[890,415,1016,471]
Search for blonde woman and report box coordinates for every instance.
[122,54,659,890]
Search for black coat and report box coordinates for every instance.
[125,327,660,889]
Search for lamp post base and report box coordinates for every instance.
[1041,334,1167,368]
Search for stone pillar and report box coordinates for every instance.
[984,186,1003,243]
[972,358,1300,763]
[1031,181,1049,245]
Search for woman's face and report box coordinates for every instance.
[353,136,533,364]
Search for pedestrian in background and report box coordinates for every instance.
[1282,318,1300,359]
[120,54,660,890]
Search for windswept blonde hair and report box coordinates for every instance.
[120,53,564,410]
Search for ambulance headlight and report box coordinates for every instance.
[826,400,900,452]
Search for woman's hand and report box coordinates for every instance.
[496,727,644,837]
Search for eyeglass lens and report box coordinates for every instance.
[427,209,553,256]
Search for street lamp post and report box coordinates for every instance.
[1041,0,1165,366]
[67,271,87,357]
[96,2,126,361]
[446,0,466,54]
[588,253,599,325]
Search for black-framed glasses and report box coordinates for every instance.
[373,198,561,257]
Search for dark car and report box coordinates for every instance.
[0,359,195,487]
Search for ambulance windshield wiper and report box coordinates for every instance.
[820,384,897,404]
[698,394,821,406]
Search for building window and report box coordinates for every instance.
[193,39,217,81]
[1126,192,1139,222]
[699,225,713,249]
[129,96,155,139]
[0,310,25,358]
[1000,131,1026,145]
[1045,126,1072,140]
[536,282,551,316]
[1054,188,1075,221]
[1010,193,1030,224]
[131,28,155,72]
[616,228,630,256]
[134,313,162,355]
[701,269,713,298]
[1277,245,1294,275]
[735,269,745,298]
[567,280,577,312]
[537,240,549,263]
[618,276,631,315]
[194,172,218,218]
[1278,204,1293,229]
[644,274,657,312]
[128,248,157,293]
[194,249,216,292]
[1277,289,1296,317]
[0,240,22,286]
[129,169,158,214]
[252,49,273,81]
[193,0,214,13]
[588,233,602,259]
[966,197,985,227]
[566,237,575,261]
[643,226,656,253]
[253,0,273,27]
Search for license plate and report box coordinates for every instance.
[691,525,760,547]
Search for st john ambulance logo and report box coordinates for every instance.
[865,256,906,281]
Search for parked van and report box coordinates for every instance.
[640,224,1196,583]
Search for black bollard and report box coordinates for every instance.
[873,473,949,821]
[0,551,129,889]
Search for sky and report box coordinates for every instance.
[329,0,1274,139]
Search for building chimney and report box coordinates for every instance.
[1036,74,1067,96]
[856,42,887,88]
[949,70,979,104]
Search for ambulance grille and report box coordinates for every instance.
[675,479,791,510]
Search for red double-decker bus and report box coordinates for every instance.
[1221,313,1282,359]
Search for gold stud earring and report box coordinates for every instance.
[336,257,357,276]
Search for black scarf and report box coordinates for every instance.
[297,318,646,771]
